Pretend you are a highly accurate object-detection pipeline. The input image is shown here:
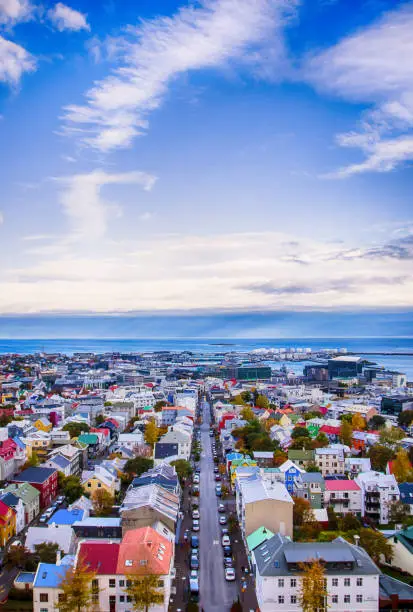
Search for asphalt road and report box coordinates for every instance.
[199,401,237,612]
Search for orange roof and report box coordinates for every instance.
[117,526,172,576]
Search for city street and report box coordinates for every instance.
[199,401,237,612]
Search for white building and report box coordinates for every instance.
[356,471,400,525]
[315,447,345,476]
[252,534,380,612]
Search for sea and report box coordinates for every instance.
[1,337,413,380]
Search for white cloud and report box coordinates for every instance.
[0,0,33,25]
[48,2,90,32]
[54,169,157,239]
[62,0,297,151]
[304,3,413,176]
[0,35,35,85]
[1,230,412,313]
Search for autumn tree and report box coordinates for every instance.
[368,415,386,430]
[339,420,353,446]
[231,394,247,406]
[379,426,404,448]
[297,559,328,612]
[34,542,59,563]
[368,444,395,472]
[264,417,277,432]
[293,496,315,527]
[391,448,413,483]
[313,432,329,448]
[92,489,114,517]
[144,418,159,447]
[154,400,168,413]
[255,394,270,409]
[273,449,288,467]
[240,406,255,422]
[352,413,366,430]
[291,426,310,440]
[124,574,164,612]
[357,528,393,564]
[398,410,413,428]
[56,556,98,612]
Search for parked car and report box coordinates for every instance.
[225,567,236,581]
[218,503,225,513]
[221,528,229,535]
[191,535,199,548]
[190,556,199,570]
[223,556,233,568]
[192,509,200,519]
[190,569,199,580]
[219,515,227,525]
[213,467,219,474]
[222,535,231,546]
[223,545,232,557]
[193,475,200,484]
[39,515,48,523]
[192,520,200,532]
[215,474,221,481]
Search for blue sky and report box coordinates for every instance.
[0,0,413,324]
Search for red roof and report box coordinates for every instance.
[0,499,15,518]
[325,480,360,491]
[78,542,120,574]
[320,425,340,435]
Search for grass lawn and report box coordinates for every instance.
[380,564,413,585]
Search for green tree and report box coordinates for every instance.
[124,457,154,477]
[339,513,360,532]
[5,545,31,569]
[313,432,329,448]
[368,444,395,472]
[398,410,413,428]
[379,426,405,448]
[368,415,386,430]
[34,542,59,563]
[92,489,114,517]
[56,556,98,612]
[59,474,84,504]
[22,450,40,470]
[154,400,168,413]
[124,574,164,612]
[230,394,247,406]
[170,459,193,484]
[144,419,159,447]
[388,499,410,526]
[297,559,328,612]
[339,420,353,446]
[255,394,270,409]
[291,426,310,439]
[289,437,314,450]
[306,462,321,473]
[95,414,105,425]
[62,422,90,439]
[240,391,252,403]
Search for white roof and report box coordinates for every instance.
[25,526,74,553]
[238,477,293,505]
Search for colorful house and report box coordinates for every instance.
[34,417,53,433]
[0,499,16,546]
[230,456,257,485]
[278,460,305,495]
[13,467,58,509]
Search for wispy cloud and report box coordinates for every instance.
[53,169,157,239]
[0,0,33,26]
[304,2,413,177]
[47,2,90,32]
[62,0,297,151]
[0,34,35,85]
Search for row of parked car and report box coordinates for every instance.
[38,495,66,523]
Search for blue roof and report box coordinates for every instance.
[12,436,26,449]
[48,508,84,525]
[399,482,413,505]
[34,563,67,588]
[51,455,70,469]
[15,572,35,583]
[0,492,20,508]
[14,466,56,484]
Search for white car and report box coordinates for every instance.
[193,475,200,484]
[225,567,236,581]
[190,569,198,580]
[192,510,200,519]
[222,535,230,547]
[192,520,200,532]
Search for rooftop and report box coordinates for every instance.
[34,563,68,588]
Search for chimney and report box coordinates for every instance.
[56,550,61,565]
[354,535,360,547]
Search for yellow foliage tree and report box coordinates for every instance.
[240,406,254,422]
[297,559,328,612]
[339,420,353,446]
[144,418,159,447]
[124,574,164,612]
[92,489,114,517]
[351,413,366,430]
[56,556,98,612]
[392,448,413,483]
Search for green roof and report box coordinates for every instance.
[142,406,152,411]
[396,526,413,554]
[246,526,274,552]
[288,449,315,460]
[77,433,99,445]
[4,482,40,504]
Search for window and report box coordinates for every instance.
[97,482,101,488]
[158,580,164,588]
[291,595,297,604]
[278,595,284,604]
[119,580,125,587]
[332,595,338,604]
[126,580,131,587]
[290,578,296,587]
[87,483,91,487]
[332,578,338,587]
[140,560,148,566]
[40,609,48,612]
[127,596,132,603]
[344,578,350,587]
[40,594,49,603]
[356,578,363,587]
[109,579,116,588]
[344,595,350,603]
[356,594,362,603]
[120,596,125,602]
[278,578,284,587]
